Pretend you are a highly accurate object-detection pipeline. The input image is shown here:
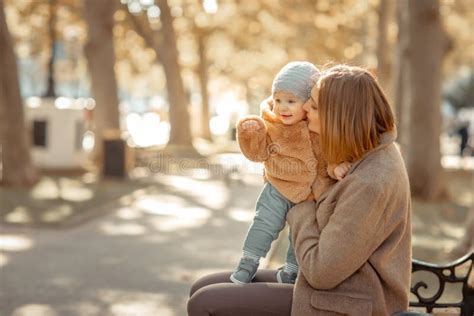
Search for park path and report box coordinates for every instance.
[0,165,265,316]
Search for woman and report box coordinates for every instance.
[187,65,412,315]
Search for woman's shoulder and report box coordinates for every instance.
[349,143,409,192]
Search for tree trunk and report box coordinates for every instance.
[44,0,57,98]
[393,0,410,150]
[0,0,38,186]
[83,0,120,162]
[158,0,194,148]
[196,29,212,141]
[376,0,392,99]
[406,0,450,199]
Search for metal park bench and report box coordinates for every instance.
[395,251,474,316]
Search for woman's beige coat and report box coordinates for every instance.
[287,129,412,315]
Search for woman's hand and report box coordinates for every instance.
[241,120,261,132]
[333,162,352,180]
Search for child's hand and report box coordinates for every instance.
[333,162,352,181]
[241,120,261,132]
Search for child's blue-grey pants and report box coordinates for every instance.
[242,182,298,267]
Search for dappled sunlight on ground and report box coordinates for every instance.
[412,234,458,252]
[457,191,473,207]
[188,168,212,180]
[5,206,32,224]
[96,290,175,316]
[147,208,210,232]
[11,304,59,316]
[410,169,473,263]
[92,175,256,248]
[140,234,171,244]
[0,253,10,268]
[48,276,80,289]
[411,203,467,263]
[8,291,177,316]
[0,234,34,252]
[56,186,95,202]
[134,194,188,215]
[228,207,255,222]
[116,207,142,220]
[30,178,62,200]
[100,222,148,236]
[154,174,230,210]
[103,192,213,233]
[30,178,94,202]
[0,234,35,272]
[0,175,147,228]
[155,266,197,284]
[41,205,73,223]
[207,217,228,228]
[445,169,473,208]
[439,222,465,239]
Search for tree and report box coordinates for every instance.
[157,0,194,148]
[158,0,192,147]
[404,0,452,199]
[44,0,57,98]
[376,0,393,98]
[195,26,212,141]
[0,0,38,186]
[125,0,196,154]
[393,0,410,147]
[83,0,121,161]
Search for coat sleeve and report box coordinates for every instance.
[287,181,389,290]
[236,115,270,162]
[311,174,337,201]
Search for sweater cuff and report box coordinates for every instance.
[236,115,267,134]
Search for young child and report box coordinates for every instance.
[232,62,351,284]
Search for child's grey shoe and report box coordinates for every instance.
[230,257,259,284]
[276,269,297,284]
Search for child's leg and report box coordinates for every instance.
[276,226,299,284]
[231,183,293,284]
[285,234,298,273]
[242,183,294,259]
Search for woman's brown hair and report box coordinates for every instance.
[317,65,395,163]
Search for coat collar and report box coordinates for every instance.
[347,127,398,175]
[379,127,398,147]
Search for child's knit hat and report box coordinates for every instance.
[272,61,320,101]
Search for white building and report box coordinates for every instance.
[24,97,93,169]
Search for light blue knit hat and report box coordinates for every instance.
[272,61,320,101]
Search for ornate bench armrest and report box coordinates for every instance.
[409,251,474,315]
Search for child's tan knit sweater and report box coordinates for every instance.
[236,104,336,203]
